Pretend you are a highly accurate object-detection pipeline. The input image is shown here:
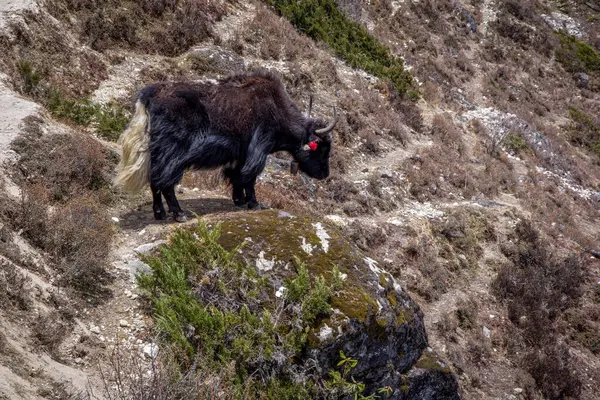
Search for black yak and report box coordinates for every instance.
[114,71,337,222]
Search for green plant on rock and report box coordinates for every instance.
[137,221,345,397]
[324,350,391,399]
[265,0,415,96]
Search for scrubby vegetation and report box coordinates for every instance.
[266,0,415,96]
[136,221,373,398]
[555,31,600,76]
[17,61,129,141]
[493,221,584,399]
[47,0,226,57]
[7,119,116,294]
[1,0,600,398]
[502,131,530,155]
[567,106,600,159]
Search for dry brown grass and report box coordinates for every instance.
[33,310,72,358]
[492,220,584,399]
[8,118,116,294]
[255,182,311,214]
[0,260,33,312]
[0,11,107,98]
[48,0,225,57]
[11,129,115,202]
[180,170,228,193]
[48,197,114,292]
[241,6,314,61]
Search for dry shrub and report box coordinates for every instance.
[390,92,423,133]
[48,197,114,292]
[254,182,311,214]
[364,132,381,155]
[96,345,238,400]
[17,183,51,248]
[49,0,225,57]
[521,344,581,399]
[0,260,32,311]
[180,170,227,193]
[242,6,313,61]
[409,0,456,34]
[141,1,225,57]
[404,145,470,201]
[328,148,348,174]
[0,11,108,97]
[12,131,115,202]
[16,187,115,293]
[346,220,387,252]
[33,310,72,357]
[405,115,517,201]
[455,298,478,330]
[433,208,496,266]
[404,236,449,301]
[492,220,584,399]
[430,113,466,156]
[502,0,538,22]
[325,176,359,204]
[337,80,409,146]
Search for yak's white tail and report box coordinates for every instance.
[114,100,151,193]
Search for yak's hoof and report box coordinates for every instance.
[233,199,247,207]
[174,213,188,223]
[154,211,167,220]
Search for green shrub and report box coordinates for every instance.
[266,0,415,95]
[46,89,130,141]
[16,60,129,141]
[567,106,600,159]
[17,60,42,95]
[555,31,600,75]
[503,131,530,154]
[137,221,342,397]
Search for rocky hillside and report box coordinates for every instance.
[0,0,599,399]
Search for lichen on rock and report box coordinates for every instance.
[206,209,459,398]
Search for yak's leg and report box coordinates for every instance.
[161,186,187,222]
[151,185,167,220]
[239,135,270,210]
[223,167,246,207]
[244,178,261,210]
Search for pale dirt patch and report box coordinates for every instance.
[0,74,39,198]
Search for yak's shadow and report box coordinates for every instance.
[119,197,240,230]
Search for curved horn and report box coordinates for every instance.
[306,95,313,117]
[315,107,338,137]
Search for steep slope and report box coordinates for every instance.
[0,0,599,399]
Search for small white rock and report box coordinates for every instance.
[483,326,491,339]
[90,326,101,334]
[143,343,159,359]
[119,320,130,328]
[111,217,120,223]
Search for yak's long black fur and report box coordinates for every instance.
[123,70,336,221]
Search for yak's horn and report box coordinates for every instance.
[306,95,313,117]
[315,107,337,137]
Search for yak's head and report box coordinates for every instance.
[292,105,337,180]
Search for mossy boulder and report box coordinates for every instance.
[205,209,459,399]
